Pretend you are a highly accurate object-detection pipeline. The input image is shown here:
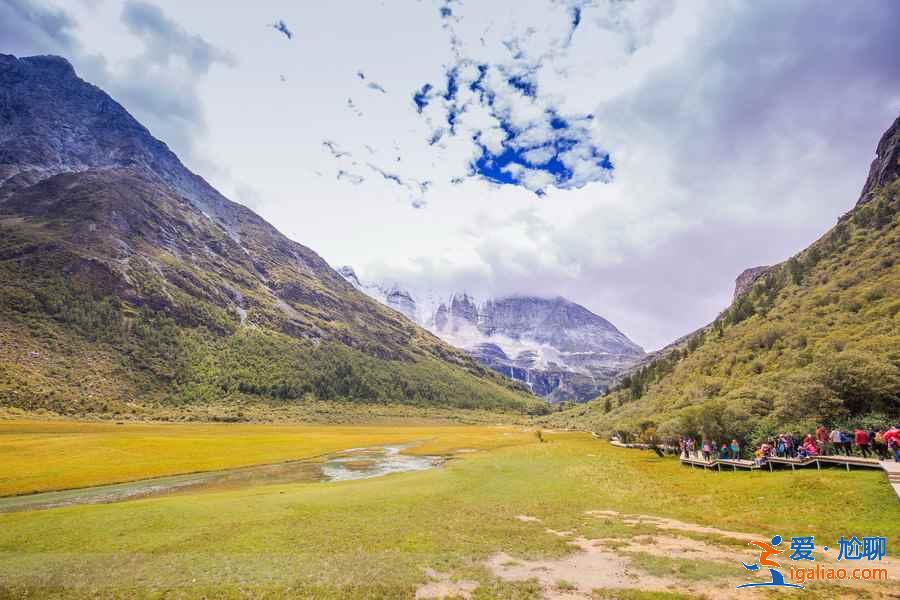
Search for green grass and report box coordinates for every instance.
[624,552,733,581]
[0,420,535,496]
[0,431,896,598]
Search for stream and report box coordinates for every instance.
[0,445,445,513]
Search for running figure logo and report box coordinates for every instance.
[737,535,804,589]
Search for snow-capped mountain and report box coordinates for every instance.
[336,266,419,320]
[338,267,645,402]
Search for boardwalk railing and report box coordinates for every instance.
[677,450,899,500]
[608,439,675,452]
[678,452,882,472]
[604,437,900,500]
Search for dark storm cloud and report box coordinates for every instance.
[623,1,900,194]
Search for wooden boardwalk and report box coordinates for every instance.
[676,451,900,499]
[681,455,758,471]
[607,438,899,499]
[883,460,900,499]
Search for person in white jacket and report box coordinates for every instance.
[829,428,842,456]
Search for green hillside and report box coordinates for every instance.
[546,150,900,444]
[0,176,538,418]
[0,55,540,419]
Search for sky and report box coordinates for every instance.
[2,0,899,350]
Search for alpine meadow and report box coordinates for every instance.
[1,2,899,599]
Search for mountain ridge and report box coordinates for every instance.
[0,53,539,416]
[545,114,900,438]
[338,267,644,402]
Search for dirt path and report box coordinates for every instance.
[415,511,899,600]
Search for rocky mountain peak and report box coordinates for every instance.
[383,286,416,320]
[0,53,239,229]
[337,266,362,288]
[733,266,770,300]
[0,54,432,346]
[5,54,76,76]
[448,293,478,327]
[858,114,900,205]
[336,268,645,402]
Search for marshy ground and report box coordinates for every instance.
[0,421,897,599]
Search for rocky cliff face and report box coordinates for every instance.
[0,55,239,227]
[858,114,900,205]
[733,266,770,300]
[340,269,645,402]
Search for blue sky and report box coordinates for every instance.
[2,0,899,349]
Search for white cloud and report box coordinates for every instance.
[6,0,898,350]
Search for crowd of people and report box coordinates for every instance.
[678,425,900,465]
[679,437,742,461]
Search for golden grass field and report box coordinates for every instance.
[1,422,898,599]
[0,419,534,496]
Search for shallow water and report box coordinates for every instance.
[322,445,443,482]
[0,445,443,513]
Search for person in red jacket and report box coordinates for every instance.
[854,428,871,458]
[884,426,900,463]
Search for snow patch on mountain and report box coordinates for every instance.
[338,266,644,402]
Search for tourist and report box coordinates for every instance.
[753,441,774,466]
[854,428,871,458]
[719,443,730,460]
[816,425,829,455]
[798,438,818,459]
[702,439,712,462]
[784,434,795,458]
[840,430,853,456]
[776,434,786,458]
[754,447,766,467]
[833,428,846,456]
[873,429,889,460]
[829,427,842,456]
[730,439,740,460]
[884,426,900,463]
